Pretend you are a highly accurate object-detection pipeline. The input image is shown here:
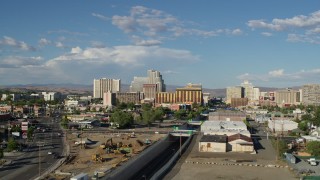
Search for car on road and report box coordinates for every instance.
[48,151,52,155]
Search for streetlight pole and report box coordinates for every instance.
[39,144,41,177]
[179,136,181,156]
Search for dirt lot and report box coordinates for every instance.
[165,134,299,180]
[47,131,165,179]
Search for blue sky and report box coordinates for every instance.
[1,0,320,89]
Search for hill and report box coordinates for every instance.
[0,84,300,98]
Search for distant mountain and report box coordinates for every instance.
[0,83,92,95]
[0,83,302,97]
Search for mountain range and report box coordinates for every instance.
[0,84,300,97]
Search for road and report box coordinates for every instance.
[0,117,64,180]
[129,137,187,180]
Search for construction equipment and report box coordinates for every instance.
[145,139,151,145]
[119,147,132,154]
[113,149,121,154]
[91,154,104,162]
[136,140,144,146]
[100,138,114,149]
[130,132,136,138]
[117,142,123,148]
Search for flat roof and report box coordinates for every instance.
[200,135,227,143]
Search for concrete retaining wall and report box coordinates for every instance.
[104,134,177,180]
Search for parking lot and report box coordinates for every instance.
[288,157,320,176]
[165,134,298,180]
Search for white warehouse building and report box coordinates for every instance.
[201,121,250,137]
[268,119,298,133]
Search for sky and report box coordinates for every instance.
[0,0,320,89]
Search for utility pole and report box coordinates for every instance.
[39,143,41,177]
[276,135,279,161]
[179,134,181,156]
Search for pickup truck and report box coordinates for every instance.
[308,158,318,166]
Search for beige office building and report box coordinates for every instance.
[93,78,120,98]
[226,86,244,104]
[302,84,320,105]
[274,89,300,106]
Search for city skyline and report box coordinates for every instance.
[1,1,320,88]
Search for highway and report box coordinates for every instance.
[131,137,186,180]
[0,117,64,180]
[106,136,188,180]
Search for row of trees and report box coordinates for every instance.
[110,104,166,129]
[109,102,207,129]
[297,106,320,132]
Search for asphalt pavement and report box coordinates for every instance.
[0,116,64,180]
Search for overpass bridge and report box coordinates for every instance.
[170,130,197,137]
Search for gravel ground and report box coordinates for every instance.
[164,134,299,180]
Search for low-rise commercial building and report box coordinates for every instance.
[208,110,246,121]
[268,119,298,135]
[199,135,227,152]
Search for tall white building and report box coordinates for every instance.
[253,87,260,101]
[226,86,244,104]
[41,92,61,101]
[130,69,165,93]
[147,69,166,92]
[93,78,120,98]
[241,80,254,101]
[129,77,149,92]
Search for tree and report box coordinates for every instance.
[61,115,69,129]
[187,111,196,120]
[154,107,165,127]
[118,102,128,110]
[306,141,320,156]
[110,110,133,129]
[311,106,320,126]
[10,125,21,133]
[0,148,3,159]
[276,139,288,158]
[298,121,308,131]
[5,94,13,102]
[27,126,35,140]
[142,110,155,127]
[301,114,312,122]
[174,109,186,120]
[127,102,135,110]
[7,137,18,152]
[142,103,152,111]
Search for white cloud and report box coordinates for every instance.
[237,68,320,85]
[112,15,137,33]
[269,69,284,77]
[51,45,198,66]
[0,45,198,84]
[55,42,65,48]
[287,33,320,44]
[92,13,109,21]
[231,29,243,35]
[109,6,243,42]
[247,10,320,44]
[162,70,179,74]
[70,46,82,54]
[38,38,51,47]
[247,19,283,31]
[261,32,273,37]
[131,35,162,46]
[47,29,87,36]
[0,36,36,51]
[0,56,43,68]
[248,10,320,31]
[91,41,106,48]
